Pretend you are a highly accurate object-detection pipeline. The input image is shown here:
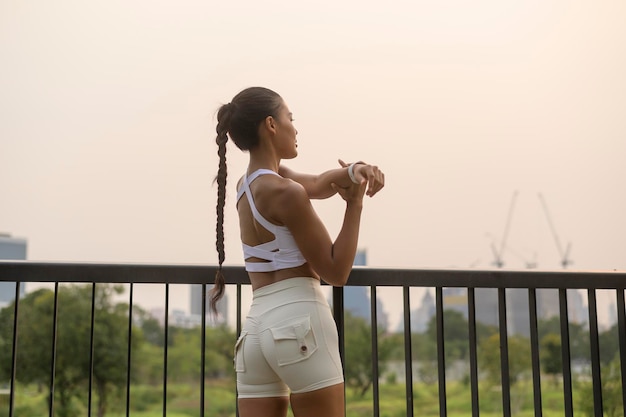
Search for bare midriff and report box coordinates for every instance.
[248,262,320,291]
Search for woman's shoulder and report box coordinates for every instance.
[267,174,307,201]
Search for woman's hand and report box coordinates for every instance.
[338,159,385,197]
[331,178,367,205]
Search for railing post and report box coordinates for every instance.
[126,283,134,417]
[498,288,511,417]
[332,285,346,410]
[403,286,414,417]
[616,288,626,417]
[48,283,59,417]
[332,286,345,370]
[467,288,480,417]
[436,287,447,417]
[528,288,543,417]
[8,282,20,417]
[559,289,573,417]
[587,289,603,417]
[370,286,380,417]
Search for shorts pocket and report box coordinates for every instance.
[269,315,318,366]
[233,331,247,373]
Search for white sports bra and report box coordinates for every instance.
[236,169,307,272]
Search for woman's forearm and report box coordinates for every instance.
[279,165,354,199]
[322,200,363,286]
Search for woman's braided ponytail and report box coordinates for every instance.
[209,103,232,316]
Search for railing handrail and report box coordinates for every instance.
[1,260,626,417]
[1,260,625,289]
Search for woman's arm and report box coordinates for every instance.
[272,179,366,286]
[279,159,385,199]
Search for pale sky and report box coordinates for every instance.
[1,0,625,328]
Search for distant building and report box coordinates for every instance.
[0,234,27,307]
[606,301,618,331]
[406,286,587,337]
[536,289,587,326]
[410,290,436,333]
[189,284,228,326]
[340,249,390,330]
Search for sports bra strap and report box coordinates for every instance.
[237,169,280,232]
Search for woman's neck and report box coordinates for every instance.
[248,148,280,174]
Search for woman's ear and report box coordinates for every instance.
[264,115,276,134]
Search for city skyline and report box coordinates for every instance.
[2,1,625,329]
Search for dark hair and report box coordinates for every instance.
[210,87,283,316]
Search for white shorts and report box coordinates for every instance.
[234,277,344,398]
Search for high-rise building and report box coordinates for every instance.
[342,249,390,330]
[410,290,436,333]
[406,286,587,337]
[0,234,27,307]
[451,287,587,336]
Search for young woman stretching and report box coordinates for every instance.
[211,87,384,417]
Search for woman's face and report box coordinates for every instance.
[272,101,299,159]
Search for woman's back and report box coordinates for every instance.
[236,170,319,289]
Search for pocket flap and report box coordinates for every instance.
[270,316,311,340]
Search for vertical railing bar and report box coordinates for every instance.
[616,288,626,417]
[559,288,573,417]
[403,286,414,417]
[236,284,242,337]
[8,282,21,417]
[587,289,603,417]
[467,288,479,417]
[200,284,206,417]
[125,283,134,417]
[236,284,242,417]
[163,284,169,417]
[333,286,345,369]
[48,282,59,417]
[370,286,380,417]
[498,288,511,417]
[436,287,447,417]
[528,288,543,417]
[87,283,96,417]
[332,285,346,409]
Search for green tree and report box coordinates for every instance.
[598,323,620,366]
[538,316,589,361]
[425,309,470,362]
[204,325,237,379]
[477,333,531,386]
[540,333,562,384]
[577,354,624,417]
[0,284,142,417]
[343,312,393,397]
[167,326,234,382]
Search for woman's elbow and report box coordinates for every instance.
[321,270,351,287]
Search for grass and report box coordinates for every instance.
[1,378,608,417]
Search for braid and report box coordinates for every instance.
[210,106,231,316]
[208,89,281,316]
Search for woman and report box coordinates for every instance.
[211,87,384,417]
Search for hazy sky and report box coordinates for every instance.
[2,0,625,327]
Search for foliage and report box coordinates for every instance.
[0,284,140,417]
[537,316,589,361]
[539,333,562,382]
[343,312,394,397]
[477,333,531,387]
[576,354,624,417]
[598,323,621,366]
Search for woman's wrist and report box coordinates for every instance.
[347,163,360,184]
[347,161,366,184]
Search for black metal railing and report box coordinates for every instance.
[1,261,625,417]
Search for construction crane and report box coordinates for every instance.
[507,245,538,269]
[538,193,573,269]
[490,190,518,268]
